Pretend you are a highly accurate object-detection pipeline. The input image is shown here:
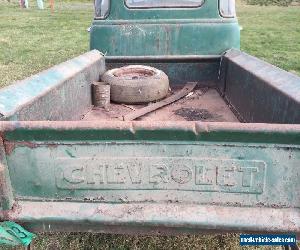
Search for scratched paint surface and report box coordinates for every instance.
[90,0,240,56]
[106,61,220,86]
[6,141,300,208]
[223,49,300,124]
[91,22,240,56]
[0,50,105,121]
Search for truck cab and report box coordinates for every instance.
[90,0,240,57]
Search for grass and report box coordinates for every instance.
[0,0,300,88]
[0,233,287,250]
[0,1,299,249]
[238,2,300,75]
[0,0,93,87]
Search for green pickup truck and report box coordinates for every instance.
[0,0,299,236]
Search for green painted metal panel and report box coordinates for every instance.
[90,0,240,56]
[90,21,240,56]
[1,121,299,233]
[0,139,13,210]
[0,98,298,235]
[221,49,300,124]
[107,61,220,86]
[103,0,220,20]
[1,121,299,206]
[6,141,300,208]
[0,50,105,121]
[5,202,300,234]
[2,121,300,145]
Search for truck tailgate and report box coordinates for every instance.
[0,121,299,234]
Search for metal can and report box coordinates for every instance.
[92,82,110,109]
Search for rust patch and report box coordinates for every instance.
[0,119,299,133]
[48,144,59,149]
[4,141,38,155]
[0,132,5,141]
[0,201,21,221]
[4,142,15,155]
[94,205,144,219]
[174,108,216,121]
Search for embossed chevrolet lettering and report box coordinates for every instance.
[56,158,266,194]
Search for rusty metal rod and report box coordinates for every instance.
[123,82,197,121]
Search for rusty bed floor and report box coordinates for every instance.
[82,87,239,122]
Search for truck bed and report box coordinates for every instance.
[83,87,239,122]
[0,50,299,235]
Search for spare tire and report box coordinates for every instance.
[101,65,169,104]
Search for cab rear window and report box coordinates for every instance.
[125,0,204,8]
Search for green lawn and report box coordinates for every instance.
[0,1,299,249]
[0,1,93,87]
[239,2,300,76]
[0,0,300,88]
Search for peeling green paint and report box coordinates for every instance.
[90,0,240,56]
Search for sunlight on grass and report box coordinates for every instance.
[0,0,299,88]
[238,2,300,75]
[0,1,93,87]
